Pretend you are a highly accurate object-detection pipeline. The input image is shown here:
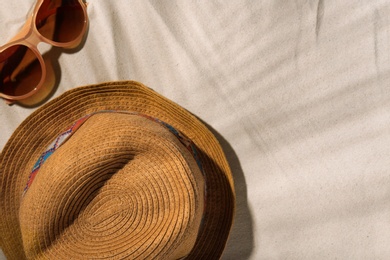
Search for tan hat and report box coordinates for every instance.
[0,81,235,259]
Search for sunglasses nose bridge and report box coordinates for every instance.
[23,29,45,50]
[8,26,43,51]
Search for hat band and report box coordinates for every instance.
[22,110,205,196]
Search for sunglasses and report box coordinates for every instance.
[0,0,88,104]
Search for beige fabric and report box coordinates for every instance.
[1,0,390,259]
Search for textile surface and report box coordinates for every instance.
[1,0,390,259]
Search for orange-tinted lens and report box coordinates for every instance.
[0,45,43,97]
[36,0,85,43]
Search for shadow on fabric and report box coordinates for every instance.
[205,123,254,259]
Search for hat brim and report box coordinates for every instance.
[0,81,235,259]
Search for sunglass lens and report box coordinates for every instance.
[0,45,42,97]
[36,0,85,43]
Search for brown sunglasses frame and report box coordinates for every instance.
[0,0,88,102]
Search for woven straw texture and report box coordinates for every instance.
[0,81,235,259]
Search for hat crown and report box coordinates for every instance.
[0,81,234,259]
[19,113,205,259]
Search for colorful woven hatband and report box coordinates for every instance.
[0,81,235,259]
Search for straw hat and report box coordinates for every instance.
[0,81,235,259]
